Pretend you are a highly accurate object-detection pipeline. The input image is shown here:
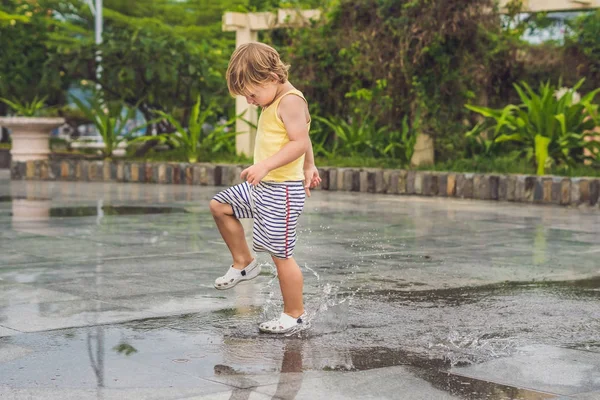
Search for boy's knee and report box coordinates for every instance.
[209,199,223,216]
[210,199,235,218]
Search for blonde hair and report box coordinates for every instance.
[226,42,290,97]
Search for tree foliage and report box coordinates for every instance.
[1,0,598,165]
[41,0,245,131]
[566,10,600,85]
[0,0,68,105]
[271,0,599,163]
[0,0,321,144]
[275,0,514,161]
[0,0,72,140]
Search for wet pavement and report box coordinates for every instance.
[1,169,600,399]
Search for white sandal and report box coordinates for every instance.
[214,259,260,290]
[259,312,308,334]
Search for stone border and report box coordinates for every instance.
[9,160,600,208]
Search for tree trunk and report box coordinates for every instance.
[0,103,8,143]
[133,105,163,158]
[410,132,435,167]
[132,103,180,158]
[0,127,9,143]
[133,121,160,158]
[409,100,435,167]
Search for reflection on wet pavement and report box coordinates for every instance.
[1,179,599,399]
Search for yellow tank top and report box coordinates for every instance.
[254,89,309,182]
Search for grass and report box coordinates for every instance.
[120,150,600,178]
[129,147,253,165]
[4,141,600,178]
[315,154,405,169]
[318,154,600,178]
[417,156,600,178]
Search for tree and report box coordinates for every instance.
[566,10,600,91]
[43,0,251,143]
[0,1,71,104]
[1,0,322,145]
[276,0,506,162]
[0,0,71,141]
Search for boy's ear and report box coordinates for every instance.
[270,72,280,83]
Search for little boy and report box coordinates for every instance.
[209,42,321,334]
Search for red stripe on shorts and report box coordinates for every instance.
[284,186,290,258]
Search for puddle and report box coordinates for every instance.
[364,276,600,307]
[346,346,447,371]
[363,285,505,307]
[2,180,599,398]
[212,306,263,318]
[569,341,600,352]
[0,324,555,400]
[345,347,553,399]
[49,206,189,217]
[416,368,556,400]
[539,276,600,289]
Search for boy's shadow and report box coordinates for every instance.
[214,339,304,400]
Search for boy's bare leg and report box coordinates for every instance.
[271,256,304,318]
[210,200,254,270]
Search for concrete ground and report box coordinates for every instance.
[1,170,600,400]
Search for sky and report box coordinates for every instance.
[520,11,583,44]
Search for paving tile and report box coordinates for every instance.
[452,345,600,396]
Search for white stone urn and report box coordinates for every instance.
[0,117,65,162]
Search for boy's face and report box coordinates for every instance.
[243,81,279,108]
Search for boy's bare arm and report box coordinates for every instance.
[302,136,321,196]
[304,137,316,167]
[241,95,310,185]
[265,94,310,170]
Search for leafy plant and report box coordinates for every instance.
[466,79,600,175]
[0,96,48,117]
[383,115,419,163]
[198,119,239,157]
[314,115,362,156]
[465,122,499,157]
[318,114,385,158]
[113,343,138,356]
[307,119,334,158]
[315,112,417,164]
[132,96,238,163]
[71,93,143,159]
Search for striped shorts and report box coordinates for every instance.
[212,181,306,259]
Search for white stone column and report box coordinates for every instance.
[235,28,258,157]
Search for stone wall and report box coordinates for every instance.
[10,159,600,208]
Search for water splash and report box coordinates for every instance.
[252,255,362,338]
[285,282,362,338]
[259,262,281,320]
[430,330,519,366]
[303,262,320,281]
